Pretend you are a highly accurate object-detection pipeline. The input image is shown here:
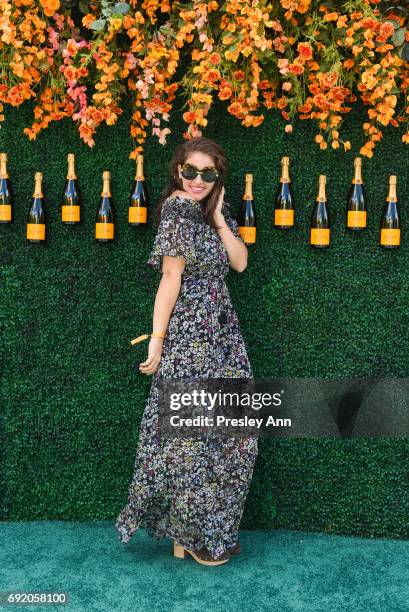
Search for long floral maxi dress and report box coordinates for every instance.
[115,194,259,560]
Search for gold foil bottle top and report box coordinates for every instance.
[135,154,144,180]
[352,157,363,184]
[280,157,290,183]
[0,153,8,178]
[102,170,111,197]
[33,172,43,197]
[67,153,77,179]
[244,173,253,199]
[387,175,397,201]
[316,174,327,202]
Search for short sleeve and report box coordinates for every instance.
[147,198,197,272]
[222,201,245,244]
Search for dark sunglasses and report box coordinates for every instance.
[180,163,219,183]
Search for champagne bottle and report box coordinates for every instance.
[62,153,80,224]
[129,154,148,225]
[237,173,256,245]
[347,157,366,230]
[310,175,330,248]
[27,172,46,242]
[0,153,13,223]
[274,156,294,229]
[380,175,400,248]
[96,170,114,242]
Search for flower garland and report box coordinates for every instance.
[0,0,407,159]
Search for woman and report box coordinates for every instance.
[115,137,258,566]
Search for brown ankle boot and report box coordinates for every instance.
[173,542,230,566]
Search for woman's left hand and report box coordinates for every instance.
[139,337,164,375]
[214,186,225,222]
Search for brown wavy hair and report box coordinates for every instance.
[154,137,229,231]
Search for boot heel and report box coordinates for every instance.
[173,542,187,559]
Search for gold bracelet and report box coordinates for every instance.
[151,331,167,338]
[130,330,167,345]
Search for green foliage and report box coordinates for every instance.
[1,94,408,536]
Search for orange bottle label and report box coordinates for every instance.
[275,209,294,226]
[239,226,256,243]
[129,207,147,223]
[96,222,114,239]
[27,223,45,240]
[0,204,11,221]
[380,228,400,246]
[310,228,330,245]
[348,210,366,228]
[62,205,80,222]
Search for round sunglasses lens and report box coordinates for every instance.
[181,167,197,180]
[202,170,218,183]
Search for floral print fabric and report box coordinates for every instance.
[115,195,258,560]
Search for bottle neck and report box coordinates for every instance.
[316,178,326,202]
[67,160,76,180]
[352,160,362,184]
[102,179,111,197]
[33,179,43,198]
[244,181,253,199]
[135,161,144,181]
[0,159,8,179]
[387,184,397,202]
[280,160,290,183]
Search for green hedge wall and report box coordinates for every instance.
[1,93,409,538]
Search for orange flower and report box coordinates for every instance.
[313,93,330,110]
[378,22,394,42]
[360,18,378,30]
[82,14,96,28]
[343,59,354,70]
[288,63,304,75]
[209,53,221,65]
[233,70,245,81]
[361,70,378,90]
[206,69,221,83]
[317,71,338,89]
[39,0,60,17]
[218,86,233,100]
[376,44,394,53]
[182,111,197,124]
[277,97,289,110]
[323,12,338,22]
[123,15,135,29]
[297,42,313,60]
[227,101,245,117]
[336,15,348,29]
